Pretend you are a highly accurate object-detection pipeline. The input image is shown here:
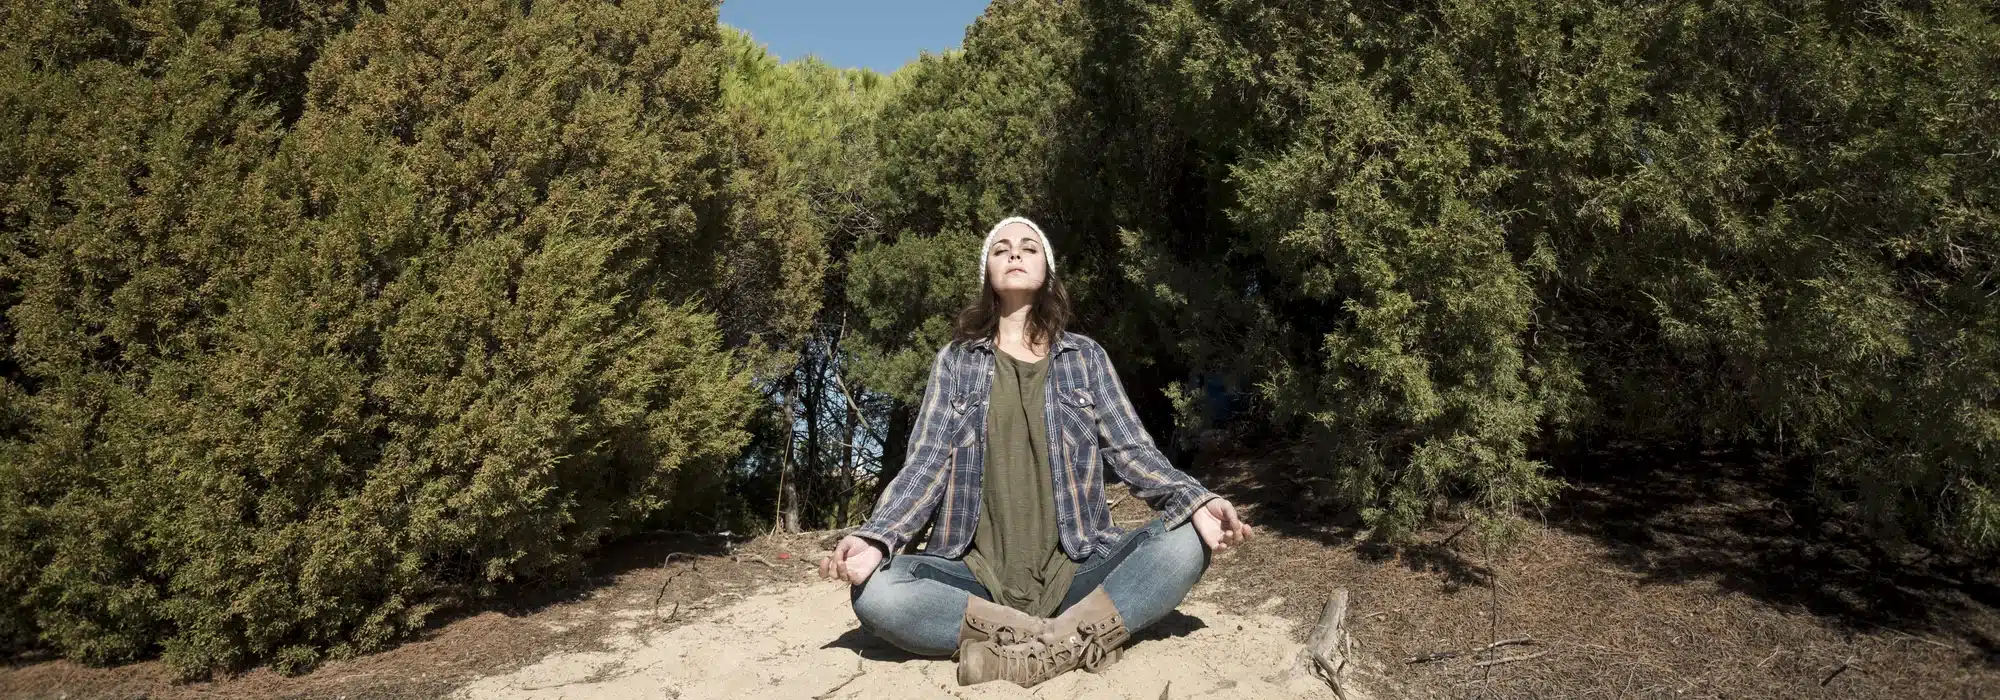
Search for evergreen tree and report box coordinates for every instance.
[0,0,822,676]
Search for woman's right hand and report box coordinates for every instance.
[820,535,885,585]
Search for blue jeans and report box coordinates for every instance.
[848,516,1210,657]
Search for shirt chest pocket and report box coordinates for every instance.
[1056,387,1097,452]
[949,390,980,448]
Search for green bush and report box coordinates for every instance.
[851,0,1998,553]
[0,0,818,678]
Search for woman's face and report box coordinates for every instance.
[986,222,1047,296]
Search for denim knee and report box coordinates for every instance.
[1158,520,1211,586]
[1099,520,1211,632]
[848,571,961,657]
[849,577,901,637]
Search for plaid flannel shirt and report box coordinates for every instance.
[852,331,1218,563]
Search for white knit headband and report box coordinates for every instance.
[977,216,1056,283]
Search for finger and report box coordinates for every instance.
[1225,509,1250,540]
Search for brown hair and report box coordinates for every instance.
[951,261,1073,352]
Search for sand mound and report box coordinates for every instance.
[452,578,1379,700]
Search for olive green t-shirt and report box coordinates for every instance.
[962,349,1078,616]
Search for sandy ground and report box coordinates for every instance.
[451,576,1384,700]
[12,449,1994,699]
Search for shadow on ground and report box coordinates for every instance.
[480,530,743,617]
[1180,434,2000,669]
[1545,440,2000,669]
[819,609,1209,664]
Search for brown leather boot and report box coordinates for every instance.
[956,586,1131,687]
[956,596,1044,648]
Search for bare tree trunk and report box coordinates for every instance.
[774,372,801,535]
[873,399,913,508]
[840,403,857,526]
[797,346,825,533]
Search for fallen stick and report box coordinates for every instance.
[733,553,778,568]
[811,658,866,700]
[1820,656,1863,686]
[1299,589,1352,700]
[1439,520,1476,547]
[1476,636,1538,653]
[1407,635,1538,665]
[652,553,700,618]
[1472,650,1548,668]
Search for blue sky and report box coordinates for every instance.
[720,0,993,74]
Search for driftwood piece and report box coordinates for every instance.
[1293,589,1352,699]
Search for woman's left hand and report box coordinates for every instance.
[1190,497,1253,552]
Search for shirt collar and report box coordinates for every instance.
[969,332,1078,354]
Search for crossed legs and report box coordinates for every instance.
[848,517,1210,658]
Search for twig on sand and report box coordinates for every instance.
[652,553,700,619]
[1472,650,1549,668]
[1820,656,1865,686]
[1108,492,1130,510]
[812,658,865,700]
[1476,636,1538,653]
[733,553,778,568]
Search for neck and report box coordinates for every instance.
[995,293,1035,349]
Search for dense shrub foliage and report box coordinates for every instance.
[845,0,1997,552]
[0,0,819,677]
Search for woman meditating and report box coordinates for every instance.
[818,216,1254,687]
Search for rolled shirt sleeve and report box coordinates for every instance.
[852,344,960,559]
